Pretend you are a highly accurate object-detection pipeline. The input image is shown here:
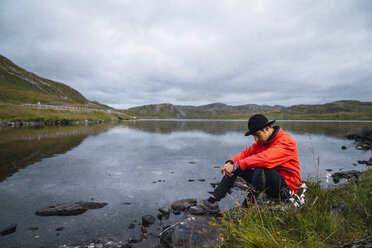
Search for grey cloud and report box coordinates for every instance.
[0,0,371,108]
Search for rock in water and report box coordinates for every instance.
[1,224,17,235]
[142,215,156,227]
[35,201,108,216]
[332,170,362,184]
[171,198,197,211]
[159,215,221,247]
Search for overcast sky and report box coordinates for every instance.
[0,0,371,109]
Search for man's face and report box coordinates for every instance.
[253,127,271,144]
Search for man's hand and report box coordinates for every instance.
[221,162,234,177]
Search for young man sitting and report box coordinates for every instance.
[190,114,302,214]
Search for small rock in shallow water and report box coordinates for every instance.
[157,213,163,220]
[28,226,38,231]
[341,146,347,150]
[128,223,135,229]
[128,236,143,243]
[198,179,206,182]
[158,207,171,216]
[56,227,64,231]
[142,215,156,227]
[1,224,17,235]
[35,201,108,216]
[358,160,372,166]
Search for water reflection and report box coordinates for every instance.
[120,120,371,138]
[0,120,371,248]
[0,124,112,182]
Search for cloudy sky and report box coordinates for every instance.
[0,0,371,109]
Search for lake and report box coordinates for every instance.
[0,120,371,247]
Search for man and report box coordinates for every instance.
[190,114,301,214]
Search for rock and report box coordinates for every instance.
[171,198,197,212]
[128,236,143,243]
[157,213,163,220]
[28,226,39,231]
[358,160,372,166]
[159,207,171,216]
[35,201,108,216]
[159,215,221,248]
[188,179,194,182]
[58,237,129,248]
[341,145,347,150]
[1,224,17,236]
[142,215,156,227]
[128,223,135,229]
[329,204,347,216]
[345,127,372,151]
[198,179,206,182]
[332,170,362,184]
[56,227,64,231]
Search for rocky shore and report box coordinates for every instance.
[0,119,106,128]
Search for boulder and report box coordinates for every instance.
[159,215,221,248]
[35,201,108,216]
[171,198,197,211]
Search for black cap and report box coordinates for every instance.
[244,114,275,136]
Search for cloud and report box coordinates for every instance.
[0,0,371,108]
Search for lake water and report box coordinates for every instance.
[0,120,371,247]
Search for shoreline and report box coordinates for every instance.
[0,119,107,128]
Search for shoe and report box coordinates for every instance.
[188,200,220,215]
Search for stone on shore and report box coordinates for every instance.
[332,170,362,184]
[35,201,108,216]
[171,198,197,211]
[159,215,221,248]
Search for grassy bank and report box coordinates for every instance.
[214,169,372,247]
[0,102,131,123]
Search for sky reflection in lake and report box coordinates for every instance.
[0,120,371,247]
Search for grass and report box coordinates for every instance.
[213,169,372,248]
[0,102,131,123]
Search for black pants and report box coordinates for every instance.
[212,167,289,206]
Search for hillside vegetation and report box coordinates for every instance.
[0,55,130,123]
[125,100,372,120]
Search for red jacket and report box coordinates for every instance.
[230,127,302,193]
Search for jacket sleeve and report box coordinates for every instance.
[230,142,258,163]
[235,138,296,171]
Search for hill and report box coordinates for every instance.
[0,55,130,123]
[125,100,372,120]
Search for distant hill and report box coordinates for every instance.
[125,102,285,119]
[125,100,372,120]
[0,54,110,109]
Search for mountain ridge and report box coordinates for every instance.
[124,100,372,120]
